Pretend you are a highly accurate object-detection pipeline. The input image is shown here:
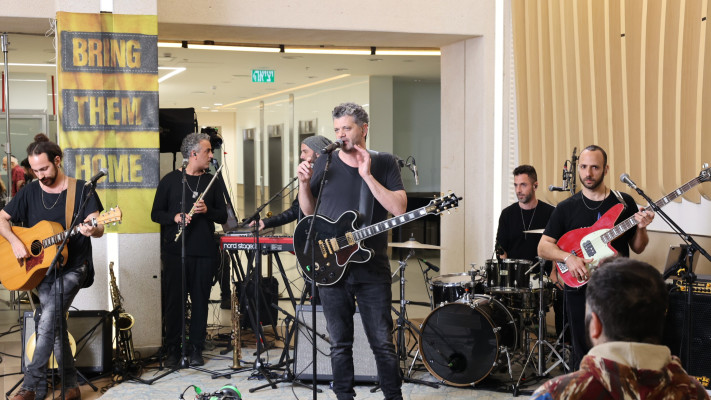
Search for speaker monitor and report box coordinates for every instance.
[22,310,112,375]
[663,291,711,387]
[293,305,378,383]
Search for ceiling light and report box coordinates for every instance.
[375,49,440,56]
[6,63,56,67]
[285,47,371,55]
[188,44,280,53]
[158,42,183,48]
[158,67,186,83]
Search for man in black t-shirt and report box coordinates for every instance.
[496,165,554,262]
[151,133,227,368]
[2,134,104,400]
[297,103,406,400]
[538,145,655,370]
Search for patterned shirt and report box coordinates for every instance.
[532,342,709,400]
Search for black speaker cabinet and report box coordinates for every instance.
[293,305,378,383]
[22,310,112,375]
[663,291,711,387]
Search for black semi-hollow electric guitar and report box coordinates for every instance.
[294,192,460,286]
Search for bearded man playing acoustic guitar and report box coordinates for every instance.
[538,145,654,371]
[1,134,104,400]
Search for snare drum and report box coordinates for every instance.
[500,275,555,311]
[485,258,532,292]
[419,295,518,386]
[430,272,484,307]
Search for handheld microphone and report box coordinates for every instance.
[85,168,108,187]
[410,160,419,185]
[321,139,343,154]
[620,173,638,189]
[419,258,440,273]
[211,158,219,170]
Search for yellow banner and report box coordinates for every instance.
[56,12,159,233]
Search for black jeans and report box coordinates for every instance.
[564,285,589,370]
[162,253,216,350]
[319,280,402,400]
[24,264,87,392]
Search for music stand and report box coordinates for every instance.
[663,244,700,280]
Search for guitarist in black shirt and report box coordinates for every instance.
[2,134,104,400]
[297,103,406,400]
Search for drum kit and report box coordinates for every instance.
[389,238,568,390]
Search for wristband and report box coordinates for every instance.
[563,254,573,263]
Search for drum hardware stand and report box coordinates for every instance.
[513,258,568,397]
[389,249,440,389]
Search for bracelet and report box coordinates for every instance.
[563,254,573,263]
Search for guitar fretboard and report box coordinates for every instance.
[350,205,434,242]
[601,176,703,244]
[41,221,96,248]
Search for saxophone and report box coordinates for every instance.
[109,262,137,366]
[231,283,242,368]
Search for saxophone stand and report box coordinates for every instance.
[513,258,568,397]
[248,303,323,393]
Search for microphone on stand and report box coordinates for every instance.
[211,158,220,170]
[419,258,440,273]
[548,161,569,191]
[409,158,419,185]
[85,168,108,187]
[321,139,343,154]
[620,173,638,190]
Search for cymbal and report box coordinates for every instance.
[523,228,545,234]
[388,240,442,250]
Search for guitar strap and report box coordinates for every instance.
[357,149,379,228]
[65,177,77,228]
[611,190,627,211]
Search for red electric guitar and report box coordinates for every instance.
[556,165,710,287]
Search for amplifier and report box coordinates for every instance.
[673,279,711,295]
[663,290,711,388]
[293,305,378,383]
[22,310,112,375]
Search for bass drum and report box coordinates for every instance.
[419,295,518,386]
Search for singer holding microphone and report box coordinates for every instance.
[298,103,406,400]
[151,133,227,368]
[538,145,654,370]
[3,134,104,400]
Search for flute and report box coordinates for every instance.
[174,164,224,241]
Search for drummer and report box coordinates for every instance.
[495,165,554,264]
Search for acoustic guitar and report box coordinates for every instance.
[0,207,122,291]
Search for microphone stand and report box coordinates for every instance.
[626,183,711,371]
[43,178,99,400]
[302,150,335,400]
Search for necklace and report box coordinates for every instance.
[41,177,67,210]
[185,173,202,199]
[520,203,537,240]
[581,190,608,211]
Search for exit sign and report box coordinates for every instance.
[252,69,275,83]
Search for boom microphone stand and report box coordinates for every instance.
[621,170,711,371]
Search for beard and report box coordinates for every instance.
[40,171,57,186]
[580,172,604,190]
[517,192,533,204]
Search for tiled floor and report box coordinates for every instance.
[0,256,566,399]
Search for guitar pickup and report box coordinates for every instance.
[582,240,596,256]
[558,261,569,273]
[318,241,328,258]
[327,238,340,253]
[345,232,356,246]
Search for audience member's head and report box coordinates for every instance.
[585,257,667,347]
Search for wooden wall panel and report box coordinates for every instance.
[513,0,711,205]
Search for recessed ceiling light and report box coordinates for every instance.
[214,103,223,106]
[368,58,383,62]
[334,68,349,72]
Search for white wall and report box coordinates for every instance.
[393,80,441,193]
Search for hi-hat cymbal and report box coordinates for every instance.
[388,240,442,250]
[523,228,545,234]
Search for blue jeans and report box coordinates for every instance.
[319,281,402,400]
[23,264,88,392]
